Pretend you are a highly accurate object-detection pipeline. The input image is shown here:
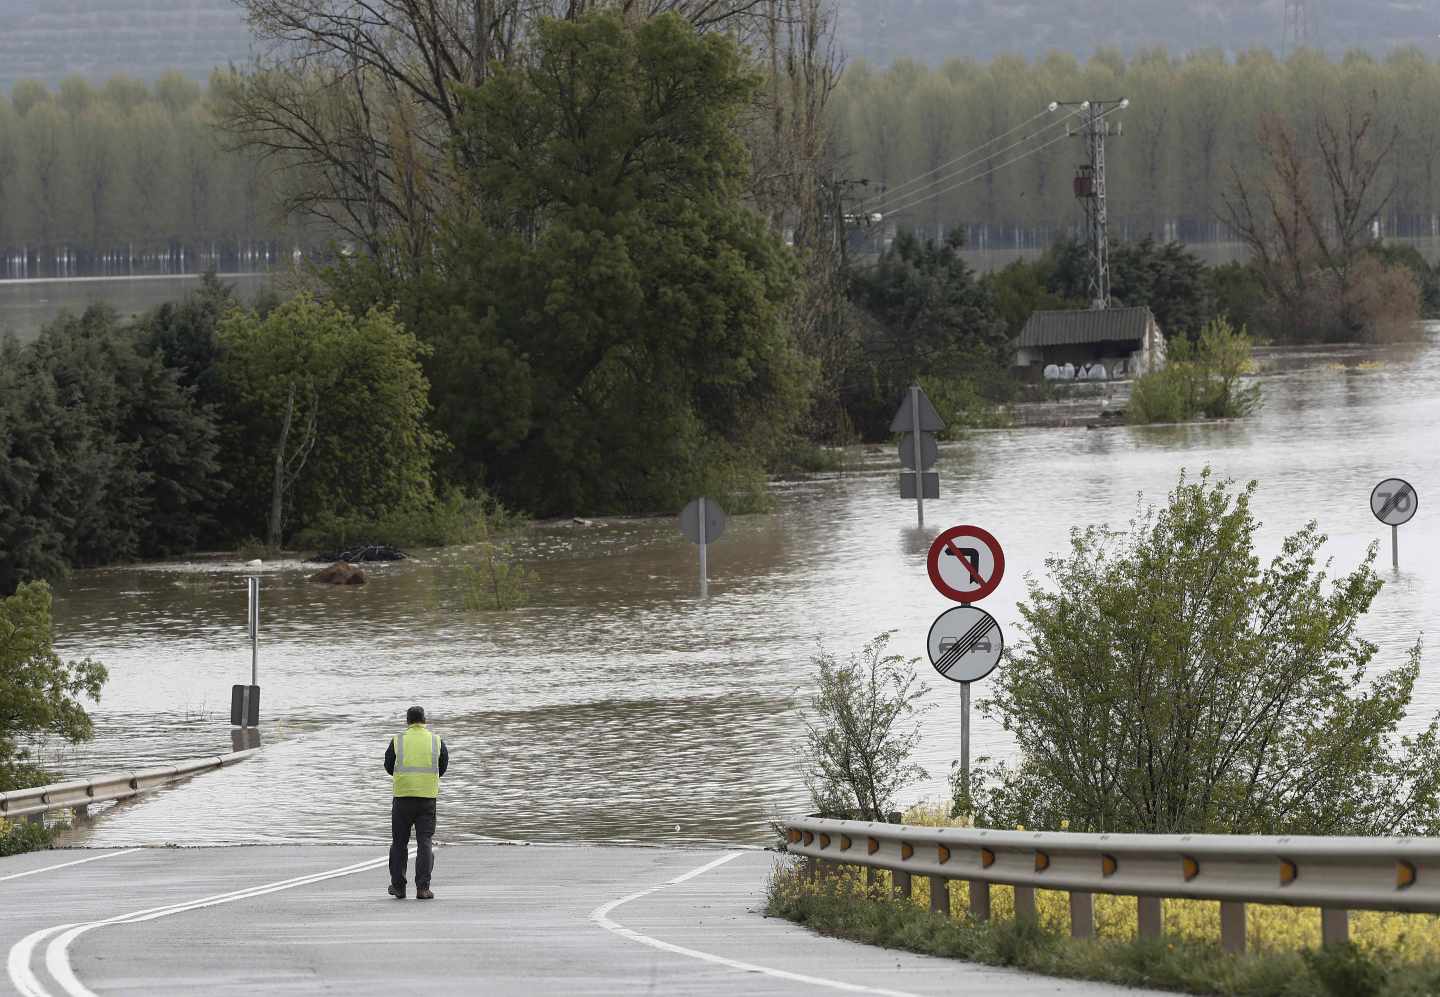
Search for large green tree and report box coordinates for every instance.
[964,470,1440,837]
[343,13,809,516]
[0,582,107,791]
[217,294,441,544]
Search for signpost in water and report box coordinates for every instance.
[1370,478,1418,571]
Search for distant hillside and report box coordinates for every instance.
[0,0,254,90]
[837,0,1440,67]
[2,0,1437,90]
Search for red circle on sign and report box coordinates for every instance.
[927,525,1005,603]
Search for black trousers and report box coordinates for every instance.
[390,796,437,888]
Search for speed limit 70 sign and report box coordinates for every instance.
[1371,479,1418,527]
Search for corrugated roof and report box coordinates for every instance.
[1018,306,1156,348]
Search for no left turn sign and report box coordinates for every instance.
[927,525,1004,603]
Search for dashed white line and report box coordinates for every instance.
[589,853,924,997]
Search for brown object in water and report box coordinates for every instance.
[310,561,366,585]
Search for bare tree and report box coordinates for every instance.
[1222,95,1399,339]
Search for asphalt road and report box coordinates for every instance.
[3,845,1167,996]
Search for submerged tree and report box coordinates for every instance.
[964,469,1440,836]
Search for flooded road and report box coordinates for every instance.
[43,334,1440,848]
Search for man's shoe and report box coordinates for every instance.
[416,887,434,900]
[388,883,405,899]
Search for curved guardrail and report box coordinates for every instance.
[782,814,1440,953]
[0,749,258,823]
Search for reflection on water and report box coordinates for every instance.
[0,273,275,342]
[48,335,1440,848]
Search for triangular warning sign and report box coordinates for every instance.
[890,386,946,433]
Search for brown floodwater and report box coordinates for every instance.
[41,332,1440,848]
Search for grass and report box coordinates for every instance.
[767,864,1440,996]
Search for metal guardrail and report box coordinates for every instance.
[0,749,258,823]
[783,815,1440,953]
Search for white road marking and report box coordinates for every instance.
[589,853,925,997]
[0,850,143,884]
[9,849,412,997]
[7,925,75,997]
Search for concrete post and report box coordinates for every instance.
[928,876,949,916]
[1137,896,1163,938]
[1220,901,1247,953]
[1014,886,1037,923]
[1069,891,1094,939]
[1321,908,1349,947]
[969,880,991,921]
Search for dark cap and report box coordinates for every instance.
[406,705,426,724]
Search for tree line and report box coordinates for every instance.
[833,46,1440,246]
[0,73,318,276]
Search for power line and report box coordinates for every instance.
[861,103,1061,209]
[864,105,1085,215]
[876,103,1126,219]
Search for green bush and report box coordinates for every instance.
[1128,317,1260,424]
[0,819,53,857]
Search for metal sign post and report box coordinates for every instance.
[232,575,261,728]
[1370,478,1418,571]
[891,385,944,526]
[924,525,1007,811]
[247,575,259,686]
[910,387,924,527]
[678,497,728,597]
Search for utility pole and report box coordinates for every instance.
[1058,98,1128,310]
[1282,0,1316,55]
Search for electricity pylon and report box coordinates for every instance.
[1059,98,1128,310]
[1283,0,1317,55]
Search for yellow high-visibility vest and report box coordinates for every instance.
[392,724,442,798]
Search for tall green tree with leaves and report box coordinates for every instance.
[962,470,1440,836]
[0,582,107,791]
[217,294,441,545]
[341,12,808,517]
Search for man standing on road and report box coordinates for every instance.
[384,705,448,899]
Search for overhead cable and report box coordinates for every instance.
[877,103,1125,219]
[865,105,1085,215]
[861,103,1061,209]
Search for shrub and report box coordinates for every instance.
[799,632,931,820]
[1127,317,1260,424]
[967,469,1440,835]
[0,818,53,857]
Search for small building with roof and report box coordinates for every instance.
[1015,305,1166,381]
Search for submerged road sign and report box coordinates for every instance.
[897,432,938,470]
[1371,478,1418,527]
[679,497,728,544]
[927,525,1005,603]
[893,385,945,526]
[926,605,1004,683]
